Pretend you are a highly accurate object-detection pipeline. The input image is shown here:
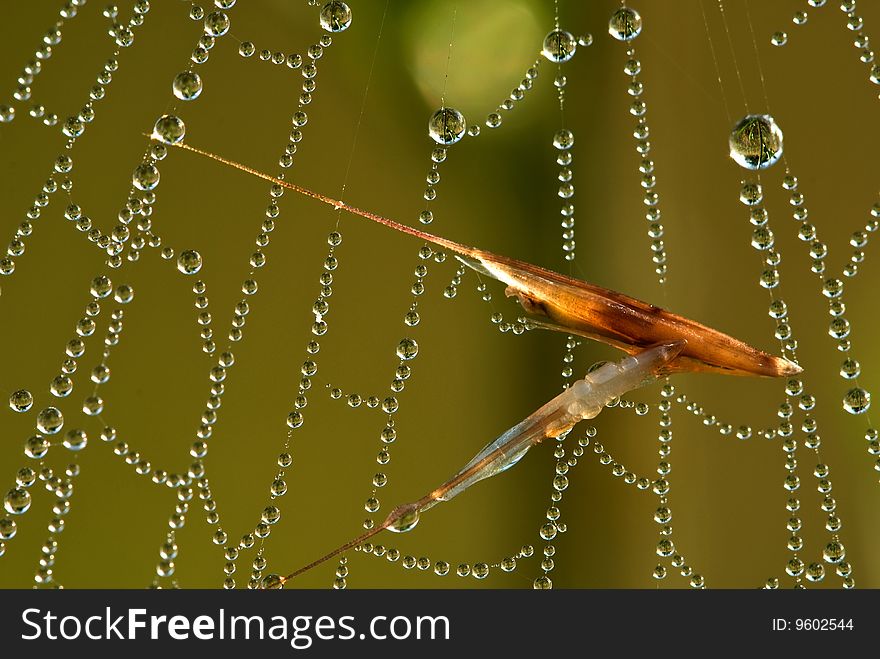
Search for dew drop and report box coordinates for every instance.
[83,396,103,416]
[840,358,860,379]
[805,562,825,582]
[533,575,552,589]
[822,278,843,298]
[0,518,16,540]
[204,11,230,37]
[172,71,203,101]
[9,389,33,413]
[729,114,783,170]
[542,29,577,62]
[387,506,420,533]
[320,1,352,32]
[822,540,846,564]
[829,317,850,339]
[553,129,574,150]
[843,387,870,414]
[177,250,203,275]
[396,338,419,360]
[785,557,804,577]
[90,275,113,299]
[656,538,675,556]
[771,31,788,46]
[739,182,763,205]
[36,407,64,435]
[261,574,285,589]
[62,428,88,451]
[270,479,287,497]
[132,163,160,191]
[552,474,568,491]
[4,488,31,515]
[24,435,49,459]
[428,107,466,145]
[608,7,643,42]
[751,227,775,250]
[152,114,186,144]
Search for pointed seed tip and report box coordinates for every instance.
[783,359,803,375]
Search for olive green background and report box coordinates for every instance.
[1,0,878,589]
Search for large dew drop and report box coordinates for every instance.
[9,389,33,413]
[396,338,419,361]
[822,540,846,564]
[843,387,870,414]
[4,488,31,515]
[261,574,285,589]
[609,7,643,42]
[152,114,186,144]
[387,506,420,533]
[36,407,64,435]
[320,1,352,33]
[428,107,466,145]
[62,429,88,451]
[177,250,203,275]
[729,114,783,170]
[24,435,49,460]
[173,71,203,101]
[203,11,229,37]
[542,29,577,63]
[133,163,160,191]
[553,128,574,150]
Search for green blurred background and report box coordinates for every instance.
[0,0,878,588]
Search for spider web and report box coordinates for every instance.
[0,0,877,589]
